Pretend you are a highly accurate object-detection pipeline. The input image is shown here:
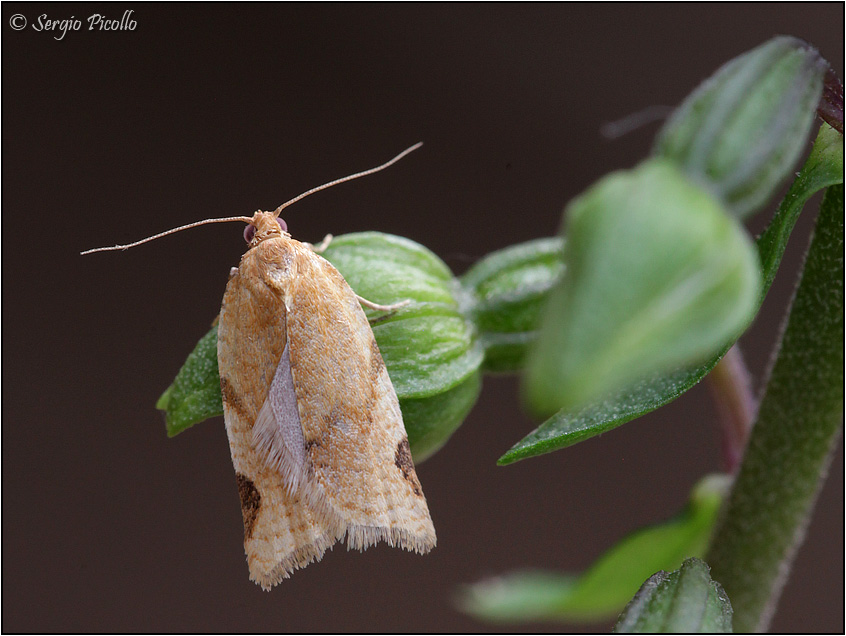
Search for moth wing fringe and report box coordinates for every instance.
[252,432,436,558]
[250,532,338,591]
[293,469,436,556]
[344,525,437,554]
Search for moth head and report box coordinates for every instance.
[244,211,289,247]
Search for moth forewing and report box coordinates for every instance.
[218,243,340,589]
[283,244,436,553]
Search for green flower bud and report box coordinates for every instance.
[524,159,761,417]
[157,232,483,463]
[461,237,564,373]
[655,36,828,219]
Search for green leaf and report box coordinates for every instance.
[500,125,843,466]
[457,475,729,624]
[655,36,827,219]
[523,158,760,417]
[501,370,703,464]
[756,123,844,294]
[707,182,845,632]
[158,325,222,437]
[614,558,733,633]
[460,237,564,373]
[157,232,483,460]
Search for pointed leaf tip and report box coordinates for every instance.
[614,558,733,633]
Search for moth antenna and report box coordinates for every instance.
[81,215,255,255]
[82,142,424,255]
[599,105,674,140]
[273,141,423,217]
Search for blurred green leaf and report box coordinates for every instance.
[458,475,729,624]
[523,158,760,417]
[500,125,843,466]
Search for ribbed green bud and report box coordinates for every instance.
[655,36,828,219]
[461,237,564,373]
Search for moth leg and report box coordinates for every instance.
[305,234,334,254]
[357,296,411,312]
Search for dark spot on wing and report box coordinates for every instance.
[220,376,248,420]
[303,439,321,477]
[235,473,261,539]
[394,438,422,497]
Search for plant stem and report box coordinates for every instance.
[705,185,844,632]
[706,345,757,474]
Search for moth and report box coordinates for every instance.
[83,144,436,588]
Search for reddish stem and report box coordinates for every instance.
[706,345,757,473]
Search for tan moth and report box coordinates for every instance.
[84,144,436,588]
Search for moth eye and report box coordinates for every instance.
[243,224,256,243]
[277,217,288,232]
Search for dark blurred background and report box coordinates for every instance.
[3,4,842,632]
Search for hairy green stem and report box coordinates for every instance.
[706,185,844,632]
